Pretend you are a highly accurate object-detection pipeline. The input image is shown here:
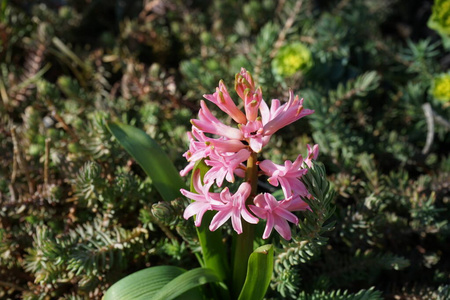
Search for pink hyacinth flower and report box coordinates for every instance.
[185,128,213,161]
[181,170,217,227]
[209,182,259,234]
[249,193,299,240]
[239,119,264,153]
[204,149,251,186]
[191,101,243,140]
[304,144,319,168]
[179,128,214,177]
[259,155,309,198]
[260,90,314,136]
[203,80,247,124]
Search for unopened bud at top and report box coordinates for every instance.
[235,68,256,100]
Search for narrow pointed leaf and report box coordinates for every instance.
[107,122,185,201]
[104,266,192,300]
[152,267,220,300]
[238,244,274,300]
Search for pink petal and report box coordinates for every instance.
[204,81,247,124]
[259,159,282,175]
[208,139,246,153]
[274,219,292,240]
[290,180,309,197]
[283,196,309,211]
[236,182,251,201]
[180,161,195,177]
[278,177,292,198]
[248,136,263,153]
[241,207,259,224]
[192,101,243,140]
[263,91,314,136]
[209,210,232,231]
[231,209,243,234]
[259,99,271,125]
[244,87,262,122]
[262,215,275,239]
[249,204,266,219]
[275,208,299,225]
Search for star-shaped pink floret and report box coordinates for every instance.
[179,128,214,177]
[181,170,218,227]
[259,90,314,136]
[249,193,299,240]
[209,182,259,234]
[204,149,250,187]
[240,119,264,153]
[259,155,309,198]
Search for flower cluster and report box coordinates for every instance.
[180,68,318,240]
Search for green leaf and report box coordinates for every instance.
[103,266,188,300]
[104,266,221,300]
[238,244,274,300]
[107,122,185,202]
[153,268,220,300]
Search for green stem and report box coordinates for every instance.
[232,151,258,297]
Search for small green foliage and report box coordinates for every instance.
[271,163,336,298]
[272,42,312,77]
[428,0,450,48]
[297,287,383,300]
[432,72,450,103]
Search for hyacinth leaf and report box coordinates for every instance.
[237,244,274,300]
[191,160,230,298]
[152,267,221,300]
[108,122,185,202]
[103,265,203,300]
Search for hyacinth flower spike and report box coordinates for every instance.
[181,68,317,242]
